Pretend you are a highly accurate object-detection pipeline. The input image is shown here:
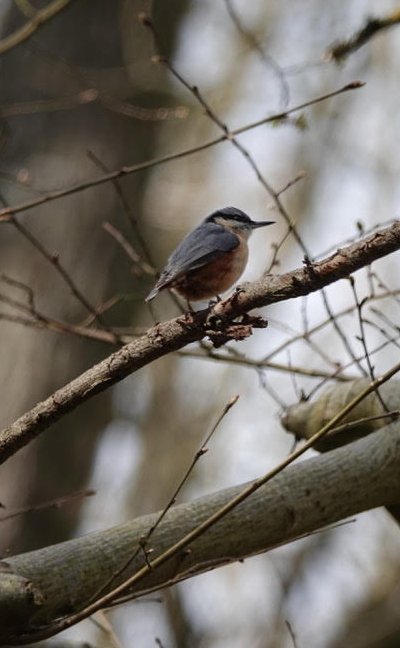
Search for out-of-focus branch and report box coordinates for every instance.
[0,93,187,120]
[2,420,400,644]
[0,0,74,56]
[0,82,362,221]
[1,273,397,382]
[87,150,156,272]
[0,489,95,522]
[180,349,357,381]
[7,215,113,333]
[223,0,290,109]
[0,220,399,465]
[326,9,400,62]
[282,378,400,452]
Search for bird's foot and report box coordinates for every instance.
[207,294,222,307]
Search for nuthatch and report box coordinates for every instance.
[145,206,275,302]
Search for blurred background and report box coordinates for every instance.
[1,0,400,646]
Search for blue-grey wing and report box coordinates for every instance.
[160,222,238,285]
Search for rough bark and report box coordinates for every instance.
[1,420,400,644]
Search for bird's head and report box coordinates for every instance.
[205,207,274,238]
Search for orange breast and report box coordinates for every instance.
[172,238,249,301]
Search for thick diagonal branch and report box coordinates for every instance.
[0,221,399,465]
[2,422,400,644]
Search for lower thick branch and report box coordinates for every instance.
[2,422,400,643]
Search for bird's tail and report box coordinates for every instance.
[145,286,159,302]
[145,272,173,302]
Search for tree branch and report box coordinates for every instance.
[326,9,400,62]
[0,82,362,221]
[0,0,75,56]
[2,421,400,644]
[0,220,399,465]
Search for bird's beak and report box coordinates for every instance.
[250,220,275,229]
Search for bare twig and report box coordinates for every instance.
[264,288,400,364]
[0,0,74,56]
[99,94,188,121]
[258,366,289,408]
[306,332,400,402]
[102,222,155,277]
[7,214,114,333]
[90,395,239,602]
[286,620,298,648]
[15,0,37,19]
[0,272,35,309]
[155,638,165,648]
[0,84,363,222]
[370,307,400,337]
[324,409,400,438]
[326,9,400,62]
[180,349,356,381]
[87,149,155,270]
[224,0,290,109]
[142,395,240,542]
[349,276,388,411]
[0,90,98,117]
[0,308,120,345]
[0,92,187,121]
[91,612,125,648]
[0,488,95,522]
[276,170,307,197]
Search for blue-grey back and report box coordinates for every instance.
[163,220,239,279]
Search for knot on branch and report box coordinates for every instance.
[204,313,268,348]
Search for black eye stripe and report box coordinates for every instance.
[223,219,250,226]
[206,207,252,225]
[224,215,249,222]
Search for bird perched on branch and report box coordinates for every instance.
[145,206,274,302]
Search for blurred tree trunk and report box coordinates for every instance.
[0,0,187,556]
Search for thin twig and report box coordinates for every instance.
[324,409,400,438]
[306,332,400,401]
[88,395,239,602]
[224,0,290,109]
[0,0,74,56]
[180,349,355,381]
[4,210,115,334]
[0,273,124,343]
[87,149,155,269]
[349,276,388,411]
[91,611,125,648]
[276,170,307,197]
[0,309,120,344]
[263,289,400,364]
[102,222,155,277]
[370,307,400,336]
[326,9,400,62]
[0,488,95,522]
[285,620,298,648]
[0,84,363,222]
[0,272,35,309]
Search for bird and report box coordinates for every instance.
[145,206,275,303]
